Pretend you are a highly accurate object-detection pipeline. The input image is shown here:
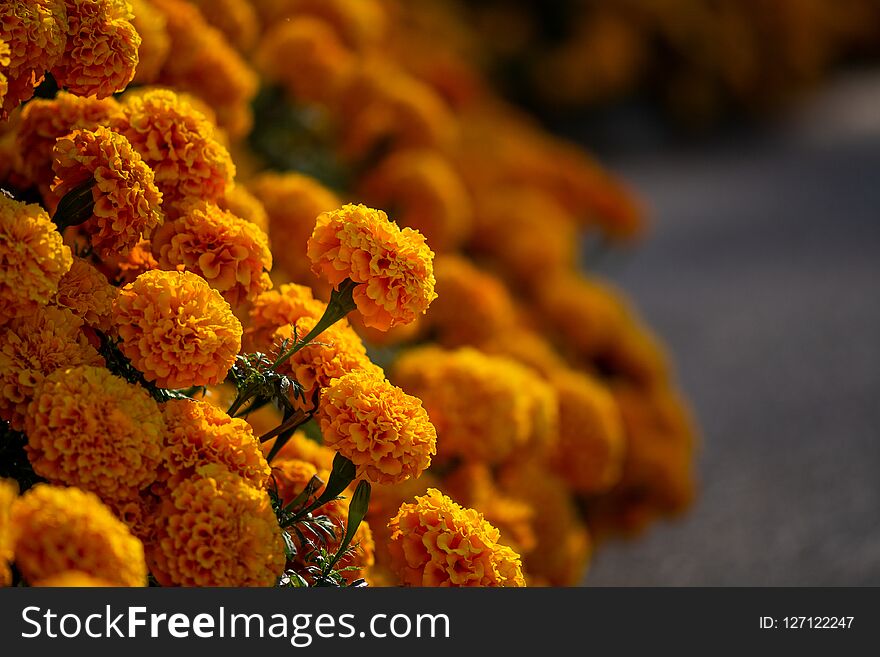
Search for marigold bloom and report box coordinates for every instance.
[97,238,157,286]
[262,431,335,473]
[270,457,320,507]
[150,464,285,587]
[51,126,163,256]
[219,185,269,234]
[243,283,325,353]
[425,255,517,347]
[51,0,140,98]
[247,172,340,288]
[0,195,72,323]
[0,479,15,587]
[0,38,11,112]
[112,270,242,389]
[129,0,169,84]
[151,201,272,307]
[0,305,101,430]
[273,316,382,411]
[318,369,436,485]
[11,484,147,586]
[14,92,123,191]
[255,17,355,106]
[0,0,68,117]
[550,370,625,494]
[478,328,568,380]
[358,149,472,252]
[199,382,282,439]
[393,347,551,465]
[388,488,525,587]
[25,365,165,501]
[308,203,437,331]
[31,570,120,586]
[54,256,118,331]
[188,0,258,54]
[254,0,387,52]
[111,88,235,206]
[159,398,271,490]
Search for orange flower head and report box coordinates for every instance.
[188,0,259,54]
[15,92,123,191]
[0,39,10,109]
[51,0,140,99]
[51,126,163,257]
[159,398,271,491]
[31,570,120,586]
[129,0,170,84]
[54,256,118,331]
[308,203,437,331]
[11,483,147,586]
[219,185,269,234]
[318,369,436,486]
[273,316,382,411]
[262,431,335,472]
[151,200,272,308]
[0,478,15,586]
[243,283,325,353]
[0,0,68,117]
[150,464,285,586]
[0,305,101,430]
[0,194,72,323]
[97,238,158,286]
[388,488,525,587]
[111,88,235,205]
[112,270,242,389]
[25,365,165,502]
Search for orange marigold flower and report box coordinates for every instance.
[0,38,10,109]
[159,398,271,491]
[255,17,355,106]
[273,316,382,411]
[51,0,140,98]
[50,126,163,257]
[243,283,325,353]
[54,256,118,331]
[551,370,625,494]
[262,431,335,472]
[97,238,157,286]
[25,365,165,502]
[188,0,258,54]
[358,149,472,253]
[258,0,387,52]
[393,346,555,465]
[308,203,437,331]
[129,0,170,85]
[270,457,320,507]
[199,382,282,439]
[0,305,101,430]
[149,0,258,138]
[150,464,285,587]
[478,328,568,380]
[14,92,122,191]
[388,488,526,587]
[111,88,235,206]
[0,194,72,323]
[0,0,68,117]
[247,171,340,288]
[112,270,242,389]
[219,184,269,234]
[151,200,272,307]
[425,254,517,347]
[0,479,15,587]
[318,369,436,485]
[31,570,120,586]
[11,483,147,586]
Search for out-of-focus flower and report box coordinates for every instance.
[151,200,272,307]
[0,39,11,116]
[54,256,118,331]
[358,149,472,252]
[97,238,158,286]
[247,172,340,288]
[273,316,382,411]
[149,0,258,138]
[424,255,517,347]
[255,0,388,52]
[112,270,242,389]
[0,479,15,587]
[393,346,553,465]
[188,0,258,54]
[262,431,335,472]
[243,283,325,353]
[550,370,625,494]
[159,398,271,490]
[14,92,122,192]
[477,327,568,380]
[111,88,235,206]
[388,488,526,587]
[129,0,169,85]
[50,126,163,256]
[31,570,120,586]
[51,0,140,99]
[11,483,147,586]
[318,369,436,485]
[255,17,355,106]
[25,365,165,502]
[219,185,269,234]
[0,305,101,430]
[150,464,285,587]
[0,0,68,117]
[308,203,437,331]
[0,194,72,323]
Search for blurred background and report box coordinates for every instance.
[449,0,880,585]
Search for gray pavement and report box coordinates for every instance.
[581,73,880,585]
